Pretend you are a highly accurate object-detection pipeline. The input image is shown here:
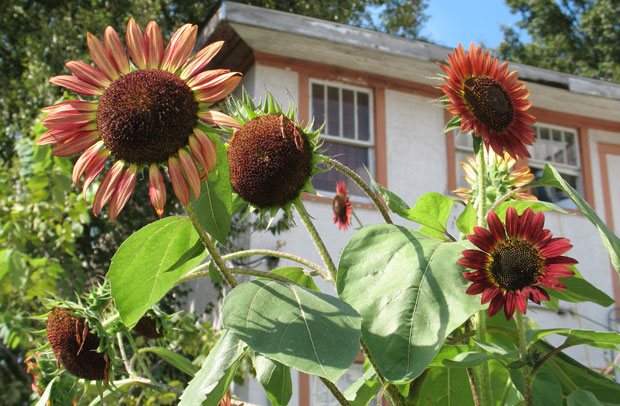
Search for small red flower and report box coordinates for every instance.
[459,207,576,319]
[332,181,352,231]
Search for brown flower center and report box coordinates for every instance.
[490,239,543,291]
[97,69,198,164]
[333,194,348,221]
[463,76,514,132]
[228,114,312,208]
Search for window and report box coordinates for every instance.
[310,80,374,196]
[452,123,583,209]
[528,123,582,209]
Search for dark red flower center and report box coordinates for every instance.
[97,69,198,164]
[463,76,514,132]
[490,239,543,291]
[333,194,348,222]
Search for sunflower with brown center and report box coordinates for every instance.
[459,206,576,319]
[439,44,535,159]
[226,93,322,214]
[40,18,241,220]
[46,308,109,381]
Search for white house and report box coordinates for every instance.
[189,2,620,404]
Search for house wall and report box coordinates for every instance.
[230,59,620,404]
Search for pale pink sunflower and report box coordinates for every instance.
[40,18,242,220]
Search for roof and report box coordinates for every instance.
[200,1,620,103]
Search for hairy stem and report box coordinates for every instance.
[361,341,406,405]
[184,204,237,288]
[466,367,481,406]
[293,199,338,281]
[517,312,532,405]
[179,249,330,284]
[326,158,392,224]
[230,268,301,285]
[320,377,351,406]
[473,145,493,406]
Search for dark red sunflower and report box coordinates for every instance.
[332,181,352,231]
[439,43,535,159]
[459,206,576,319]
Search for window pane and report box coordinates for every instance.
[327,87,340,136]
[342,89,355,139]
[565,131,578,166]
[535,127,550,161]
[551,129,565,164]
[530,167,578,210]
[311,84,325,134]
[357,92,370,141]
[313,141,370,196]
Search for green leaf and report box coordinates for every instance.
[510,365,563,406]
[253,354,292,406]
[549,269,613,307]
[493,200,567,220]
[532,164,620,272]
[109,217,207,328]
[343,368,380,406]
[36,376,57,406]
[369,178,410,218]
[411,366,474,405]
[337,224,484,382]
[533,340,620,403]
[456,203,475,236]
[222,280,362,381]
[442,350,517,368]
[188,131,232,243]
[139,347,198,377]
[270,267,319,291]
[567,389,604,406]
[406,192,456,239]
[179,330,247,406]
[527,328,620,350]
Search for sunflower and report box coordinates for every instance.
[459,206,576,319]
[226,91,322,217]
[439,44,535,159]
[40,18,242,220]
[332,181,352,231]
[453,150,536,204]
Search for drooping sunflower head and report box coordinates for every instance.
[459,207,577,319]
[40,18,242,220]
[439,43,535,160]
[46,308,109,381]
[454,149,536,204]
[332,181,352,231]
[226,91,322,215]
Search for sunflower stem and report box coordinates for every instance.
[516,312,532,405]
[473,144,493,406]
[326,158,392,224]
[320,377,351,406]
[293,199,337,281]
[184,204,238,288]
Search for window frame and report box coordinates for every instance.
[309,78,376,196]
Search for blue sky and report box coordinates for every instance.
[419,0,524,49]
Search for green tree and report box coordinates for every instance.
[498,0,620,83]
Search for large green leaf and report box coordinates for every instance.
[222,280,362,381]
[533,340,620,403]
[527,328,620,350]
[253,354,292,406]
[109,217,207,328]
[533,164,620,272]
[411,366,474,406]
[442,350,518,368]
[337,224,484,382]
[510,365,563,406]
[493,200,567,219]
[179,330,247,406]
[139,347,197,377]
[550,270,614,307]
[270,267,319,291]
[567,389,604,406]
[456,203,475,236]
[188,130,232,243]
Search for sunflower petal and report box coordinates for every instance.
[109,164,138,221]
[92,161,125,216]
[145,21,164,68]
[168,156,190,205]
[198,110,241,129]
[49,75,102,96]
[104,26,130,74]
[161,24,197,73]
[126,18,147,70]
[87,33,119,80]
[149,164,167,217]
[181,41,224,80]
[178,149,201,199]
